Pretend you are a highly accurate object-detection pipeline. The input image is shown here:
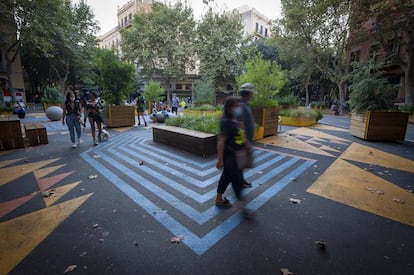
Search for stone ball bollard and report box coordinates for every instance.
[45,106,63,121]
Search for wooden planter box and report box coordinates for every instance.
[102,105,136,128]
[152,125,217,157]
[280,116,316,127]
[349,111,409,141]
[0,120,24,150]
[252,107,279,137]
[42,102,62,111]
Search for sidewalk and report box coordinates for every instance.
[1,111,413,274]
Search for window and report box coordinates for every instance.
[175,84,182,90]
[185,84,192,90]
[265,28,268,37]
[255,22,259,32]
[260,25,263,35]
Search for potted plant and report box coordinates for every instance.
[348,61,409,141]
[0,105,13,119]
[237,54,287,137]
[279,108,323,127]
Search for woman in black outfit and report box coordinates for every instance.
[215,96,250,210]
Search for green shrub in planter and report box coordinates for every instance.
[279,108,323,121]
[165,113,221,134]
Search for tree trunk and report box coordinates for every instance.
[336,81,346,115]
[405,49,414,105]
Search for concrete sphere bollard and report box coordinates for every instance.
[45,106,63,121]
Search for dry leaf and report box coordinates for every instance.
[315,240,327,249]
[88,175,98,179]
[171,235,184,243]
[63,264,77,274]
[289,198,301,204]
[280,268,294,275]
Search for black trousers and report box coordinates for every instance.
[217,154,243,199]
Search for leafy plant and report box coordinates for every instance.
[278,95,298,109]
[399,104,414,114]
[41,87,62,103]
[237,54,287,108]
[348,61,398,114]
[165,113,220,134]
[143,81,164,105]
[279,108,323,121]
[0,106,13,113]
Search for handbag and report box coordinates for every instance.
[234,148,253,170]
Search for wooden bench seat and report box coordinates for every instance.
[152,125,217,157]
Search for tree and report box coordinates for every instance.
[194,75,216,105]
[350,0,414,105]
[237,54,287,108]
[93,49,135,105]
[1,0,99,99]
[122,2,196,105]
[196,7,249,91]
[143,81,165,105]
[279,0,350,113]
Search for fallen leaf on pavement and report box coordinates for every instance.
[280,268,294,275]
[289,198,301,204]
[63,265,77,274]
[88,175,98,179]
[171,235,184,243]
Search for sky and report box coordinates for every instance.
[82,0,282,35]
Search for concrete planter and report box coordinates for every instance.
[349,111,409,141]
[152,125,217,157]
[280,116,316,127]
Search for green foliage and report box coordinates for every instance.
[278,95,298,109]
[194,75,215,105]
[0,106,13,113]
[122,2,196,102]
[93,49,135,105]
[237,54,287,108]
[348,61,398,114]
[192,104,221,112]
[196,7,249,89]
[279,108,323,121]
[399,104,414,114]
[165,113,220,134]
[41,87,62,103]
[310,101,326,109]
[143,81,165,104]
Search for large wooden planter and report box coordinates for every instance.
[349,111,409,141]
[42,102,62,111]
[0,120,24,150]
[102,105,136,128]
[152,125,217,157]
[280,116,316,127]
[252,107,279,137]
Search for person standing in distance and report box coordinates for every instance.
[171,93,179,115]
[136,92,147,126]
[237,83,257,188]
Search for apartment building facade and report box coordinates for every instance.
[0,13,26,107]
[346,11,413,103]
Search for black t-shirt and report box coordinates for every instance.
[220,117,247,154]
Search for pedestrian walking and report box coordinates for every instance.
[136,92,147,126]
[237,83,257,188]
[85,92,104,145]
[62,91,82,148]
[215,96,251,215]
